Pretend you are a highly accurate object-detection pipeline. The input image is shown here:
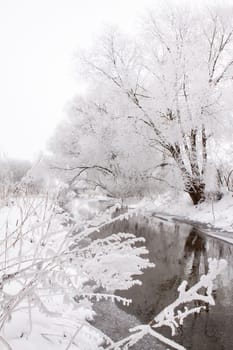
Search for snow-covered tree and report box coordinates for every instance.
[49,91,166,198]
[77,5,233,204]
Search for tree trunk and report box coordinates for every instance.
[186,181,205,205]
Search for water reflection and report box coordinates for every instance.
[93,215,233,349]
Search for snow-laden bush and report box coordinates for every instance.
[0,194,227,350]
[0,195,154,350]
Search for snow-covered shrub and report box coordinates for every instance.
[0,195,153,349]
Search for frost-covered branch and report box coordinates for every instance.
[0,196,153,349]
[106,258,227,350]
[151,258,226,334]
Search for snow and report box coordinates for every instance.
[128,191,233,241]
[0,195,153,350]
[5,305,102,350]
[0,196,100,350]
[68,191,233,244]
[107,258,227,350]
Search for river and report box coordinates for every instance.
[92,213,233,350]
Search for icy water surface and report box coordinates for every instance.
[93,214,233,350]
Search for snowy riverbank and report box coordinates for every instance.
[128,192,233,239]
[68,191,233,236]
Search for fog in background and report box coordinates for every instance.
[0,0,158,160]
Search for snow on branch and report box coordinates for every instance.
[152,258,227,334]
[78,292,132,306]
[0,197,153,349]
[106,258,227,350]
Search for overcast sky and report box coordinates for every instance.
[0,0,225,160]
[0,0,159,160]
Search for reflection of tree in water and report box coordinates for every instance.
[95,218,233,350]
[178,228,221,349]
[183,228,208,286]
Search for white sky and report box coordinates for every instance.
[0,0,224,160]
[0,0,157,160]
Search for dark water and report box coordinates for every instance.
[93,215,233,350]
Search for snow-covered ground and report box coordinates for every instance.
[0,195,102,350]
[0,193,230,350]
[68,190,233,236]
[128,191,233,242]
[0,194,154,350]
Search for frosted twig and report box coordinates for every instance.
[107,258,227,350]
[152,258,227,335]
